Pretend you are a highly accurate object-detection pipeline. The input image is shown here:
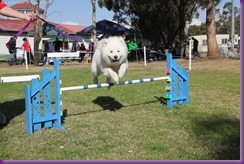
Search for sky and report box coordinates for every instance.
[5,0,241,26]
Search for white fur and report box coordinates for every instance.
[91,36,128,84]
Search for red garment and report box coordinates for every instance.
[22,41,32,52]
[0,0,6,10]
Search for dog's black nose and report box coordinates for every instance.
[114,55,118,59]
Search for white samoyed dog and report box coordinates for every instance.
[91,36,128,84]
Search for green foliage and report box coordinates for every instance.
[189,1,240,36]
[188,23,206,36]
[216,2,240,35]
[98,0,197,48]
[196,0,222,9]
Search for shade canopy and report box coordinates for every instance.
[76,19,134,36]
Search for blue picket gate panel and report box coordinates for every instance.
[25,60,64,135]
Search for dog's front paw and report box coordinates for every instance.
[118,62,128,78]
[93,77,99,84]
[105,69,119,83]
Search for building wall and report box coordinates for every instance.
[190,34,240,52]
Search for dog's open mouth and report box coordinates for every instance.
[112,59,119,63]
[109,56,121,63]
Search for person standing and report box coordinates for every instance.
[43,40,49,65]
[192,37,199,57]
[79,42,87,61]
[22,38,33,64]
[71,40,80,52]
[0,0,37,126]
[53,37,62,52]
[227,39,232,50]
[7,36,17,65]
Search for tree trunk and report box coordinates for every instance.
[206,0,220,58]
[92,0,97,50]
[33,0,42,66]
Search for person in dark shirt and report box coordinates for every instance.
[71,40,80,52]
[79,42,88,61]
[8,36,17,65]
[43,40,49,65]
[192,37,199,57]
[53,37,62,52]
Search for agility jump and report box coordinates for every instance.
[24,53,189,135]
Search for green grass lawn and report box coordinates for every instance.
[0,59,240,160]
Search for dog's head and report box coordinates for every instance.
[100,36,128,65]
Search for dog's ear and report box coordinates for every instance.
[119,36,126,44]
[103,39,109,46]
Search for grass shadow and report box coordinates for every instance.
[190,115,240,160]
[92,96,124,111]
[65,96,166,117]
[0,99,25,130]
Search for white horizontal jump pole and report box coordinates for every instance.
[0,75,40,83]
[61,76,169,92]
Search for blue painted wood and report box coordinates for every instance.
[166,54,173,108]
[183,71,189,105]
[25,85,32,135]
[53,59,65,131]
[25,59,64,135]
[30,71,56,97]
[166,53,189,108]
[42,69,53,128]
[31,78,41,132]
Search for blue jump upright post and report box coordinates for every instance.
[24,60,65,135]
[165,54,189,107]
[24,53,189,135]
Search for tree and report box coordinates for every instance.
[216,1,240,35]
[32,0,53,66]
[189,2,240,36]
[91,0,97,49]
[188,23,206,36]
[44,0,54,19]
[98,0,197,58]
[172,0,198,58]
[33,0,42,66]
[206,0,220,58]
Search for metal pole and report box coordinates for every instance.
[144,46,147,66]
[231,0,235,50]
[25,51,28,70]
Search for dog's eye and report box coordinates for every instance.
[117,51,120,53]
[110,51,113,53]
